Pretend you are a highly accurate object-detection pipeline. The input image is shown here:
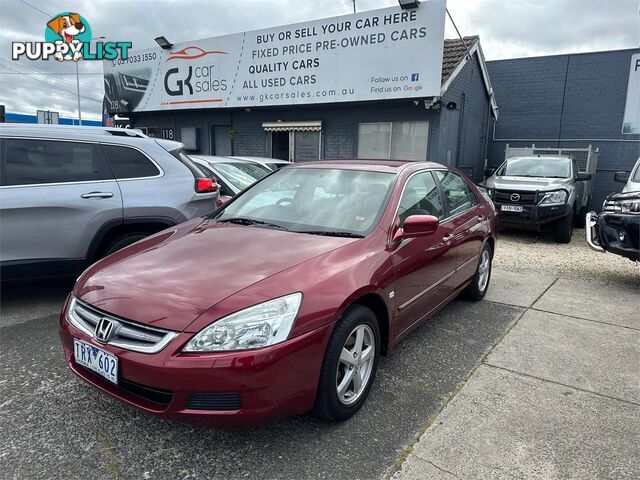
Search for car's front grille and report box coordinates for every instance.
[67,297,178,354]
[494,190,538,205]
[187,392,241,411]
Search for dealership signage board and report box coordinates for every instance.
[622,53,640,134]
[103,2,445,113]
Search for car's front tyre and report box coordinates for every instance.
[313,304,380,422]
[554,211,574,244]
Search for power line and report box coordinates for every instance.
[0,58,104,93]
[18,0,50,18]
[0,72,104,75]
[0,64,103,103]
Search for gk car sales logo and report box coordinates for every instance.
[12,12,131,62]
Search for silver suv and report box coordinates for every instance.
[0,124,218,281]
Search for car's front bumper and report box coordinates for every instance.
[59,296,333,428]
[493,201,571,229]
[586,211,640,261]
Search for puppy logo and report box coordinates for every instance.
[45,12,92,61]
[12,12,130,62]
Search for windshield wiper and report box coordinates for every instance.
[218,217,288,230]
[295,230,364,238]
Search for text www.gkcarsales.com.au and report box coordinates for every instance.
[237,88,355,103]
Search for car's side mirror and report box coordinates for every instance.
[392,215,439,242]
[215,195,233,208]
[614,171,630,184]
[484,168,495,177]
[576,172,592,181]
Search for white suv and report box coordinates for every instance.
[0,124,218,281]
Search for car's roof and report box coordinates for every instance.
[231,156,290,164]
[289,159,445,174]
[0,123,149,140]
[191,155,256,164]
[507,155,572,161]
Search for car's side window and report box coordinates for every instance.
[102,144,160,179]
[398,171,445,223]
[3,139,112,186]
[434,171,478,217]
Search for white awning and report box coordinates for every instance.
[262,121,322,132]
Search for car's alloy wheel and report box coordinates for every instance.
[463,242,493,301]
[335,324,375,406]
[477,248,491,293]
[313,305,380,422]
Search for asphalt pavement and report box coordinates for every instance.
[0,272,523,479]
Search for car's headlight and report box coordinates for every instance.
[621,200,640,213]
[539,190,568,204]
[183,293,302,352]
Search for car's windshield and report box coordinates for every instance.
[211,162,271,190]
[214,168,396,236]
[497,157,571,178]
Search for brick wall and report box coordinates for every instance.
[487,48,640,207]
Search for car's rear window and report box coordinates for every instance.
[213,162,271,190]
[102,144,160,179]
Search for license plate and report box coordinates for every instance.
[73,339,118,384]
[501,205,523,212]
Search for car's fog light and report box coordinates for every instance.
[619,231,626,242]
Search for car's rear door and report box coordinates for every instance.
[0,137,122,267]
[391,170,457,335]
[433,170,485,287]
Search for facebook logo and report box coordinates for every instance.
[411,73,419,81]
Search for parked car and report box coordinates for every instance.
[613,156,640,193]
[483,155,592,243]
[190,156,272,204]
[230,156,291,171]
[586,190,640,261]
[60,160,497,427]
[0,124,218,281]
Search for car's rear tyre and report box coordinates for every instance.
[463,243,492,301]
[313,304,380,422]
[554,211,573,244]
[102,232,148,257]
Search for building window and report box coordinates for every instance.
[358,121,429,161]
[263,121,322,162]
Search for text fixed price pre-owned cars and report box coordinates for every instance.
[60,160,497,427]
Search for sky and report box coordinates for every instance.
[0,0,638,121]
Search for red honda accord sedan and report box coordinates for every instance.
[59,160,497,427]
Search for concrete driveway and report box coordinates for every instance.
[392,272,640,480]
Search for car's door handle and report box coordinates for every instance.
[81,192,113,199]
[442,234,454,243]
[477,215,485,221]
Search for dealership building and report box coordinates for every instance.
[106,3,639,206]
[125,35,496,183]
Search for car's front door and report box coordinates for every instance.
[0,137,122,266]
[434,170,484,287]
[390,171,457,335]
